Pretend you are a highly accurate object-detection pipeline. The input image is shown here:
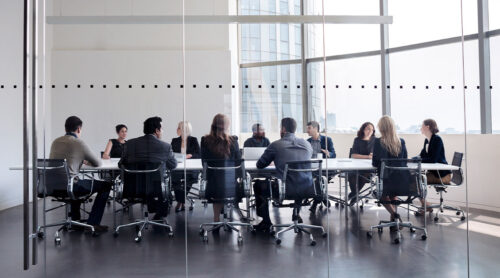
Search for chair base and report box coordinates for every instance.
[113,212,174,242]
[271,206,326,246]
[199,203,254,244]
[37,217,96,246]
[367,219,427,244]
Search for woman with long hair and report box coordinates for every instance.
[348,122,376,204]
[372,116,408,230]
[200,114,241,223]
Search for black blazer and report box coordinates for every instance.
[419,134,451,177]
[372,137,408,173]
[119,134,177,173]
[200,135,241,161]
[171,136,200,158]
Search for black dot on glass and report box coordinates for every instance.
[232,85,235,88]
[154,85,158,88]
[141,85,145,88]
[193,84,196,88]
[412,86,416,89]
[258,85,261,88]
[451,86,455,89]
[477,86,480,89]
[77,84,81,88]
[323,85,326,88]
[245,85,248,88]
[206,85,210,88]
[310,85,313,89]
[400,85,403,89]
[90,85,94,88]
[426,86,429,89]
[103,85,106,88]
[52,85,55,88]
[464,86,467,89]
[180,85,183,88]
[284,85,288,89]
[39,85,43,89]
[297,85,300,89]
[271,85,275,89]
[1,85,4,89]
[349,85,352,89]
[374,85,377,89]
[13,85,17,88]
[65,85,68,88]
[439,86,442,89]
[361,85,365,89]
[387,85,390,89]
[219,85,222,88]
[336,85,339,88]
[129,85,132,88]
[116,85,119,88]
[167,85,171,88]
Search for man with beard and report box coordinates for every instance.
[244,123,271,148]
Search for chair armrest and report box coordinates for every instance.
[161,171,171,201]
[243,172,252,198]
[114,174,123,201]
[277,178,285,203]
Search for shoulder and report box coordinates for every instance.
[306,137,312,142]
[433,134,443,143]
[400,138,406,146]
[231,135,238,141]
[188,136,198,143]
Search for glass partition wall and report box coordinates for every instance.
[10,0,500,277]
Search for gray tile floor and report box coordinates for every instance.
[1,195,499,278]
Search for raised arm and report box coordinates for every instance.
[257,144,276,169]
[82,141,101,167]
[102,140,112,159]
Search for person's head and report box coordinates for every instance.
[177,121,192,138]
[421,119,439,137]
[143,116,163,139]
[357,122,375,139]
[280,117,297,138]
[65,116,83,138]
[206,114,233,158]
[377,115,401,156]
[306,121,320,137]
[115,124,127,140]
[252,123,265,139]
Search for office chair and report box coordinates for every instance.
[198,159,254,244]
[271,160,328,246]
[113,162,174,242]
[367,158,428,244]
[35,159,97,245]
[425,152,466,222]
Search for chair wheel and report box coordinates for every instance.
[310,240,316,246]
[199,229,205,236]
[134,236,142,243]
[456,211,461,216]
[269,230,276,236]
[434,217,439,222]
[340,204,345,208]
[113,231,119,238]
[334,203,339,208]
[367,231,373,238]
[377,227,383,233]
[168,232,174,238]
[276,238,281,245]
[237,236,243,244]
[410,228,416,233]
[37,231,45,239]
[203,236,208,243]
[365,199,369,203]
[250,228,257,235]
[460,216,466,221]
[189,206,194,211]
[360,205,364,210]
[421,234,427,240]
[62,226,68,231]
[322,232,327,238]
[91,231,99,237]
[377,203,381,207]
[54,237,61,246]
[394,238,400,244]
[135,225,140,232]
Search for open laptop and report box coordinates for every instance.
[173,152,185,162]
[242,147,267,160]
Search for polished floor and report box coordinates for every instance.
[2,191,500,278]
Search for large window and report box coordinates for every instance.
[492,36,500,133]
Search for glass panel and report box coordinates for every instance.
[240,0,301,63]
[491,36,500,133]
[489,1,500,30]
[241,64,303,133]
[390,41,480,134]
[389,0,478,47]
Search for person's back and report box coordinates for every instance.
[50,134,101,177]
[121,134,177,170]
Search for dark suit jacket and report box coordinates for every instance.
[200,135,241,160]
[171,136,200,158]
[372,137,408,173]
[119,134,177,173]
[419,134,451,177]
[307,135,336,158]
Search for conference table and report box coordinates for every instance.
[11,158,459,222]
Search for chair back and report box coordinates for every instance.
[280,160,323,202]
[348,148,353,158]
[200,159,247,202]
[451,152,464,185]
[36,159,72,198]
[118,162,167,202]
[377,158,424,201]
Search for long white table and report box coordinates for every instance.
[9,158,457,172]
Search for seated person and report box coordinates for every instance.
[253,117,313,232]
[49,116,111,233]
[348,122,376,203]
[118,116,177,219]
[244,123,270,148]
[102,124,127,159]
[372,116,408,229]
[306,121,336,158]
[201,114,241,223]
[416,118,451,215]
[171,121,200,212]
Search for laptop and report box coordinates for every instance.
[242,147,266,160]
[173,152,185,162]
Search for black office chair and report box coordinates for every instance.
[426,152,465,222]
[113,162,173,242]
[35,159,97,245]
[367,158,428,244]
[198,159,254,244]
[271,160,328,246]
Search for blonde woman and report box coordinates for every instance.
[171,121,200,212]
[372,116,408,231]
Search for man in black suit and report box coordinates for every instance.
[119,116,177,218]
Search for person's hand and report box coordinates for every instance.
[270,162,275,166]
[102,154,110,160]
[321,149,329,158]
[368,153,373,159]
[83,160,89,165]
[186,154,193,159]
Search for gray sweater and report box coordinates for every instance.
[49,134,101,177]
